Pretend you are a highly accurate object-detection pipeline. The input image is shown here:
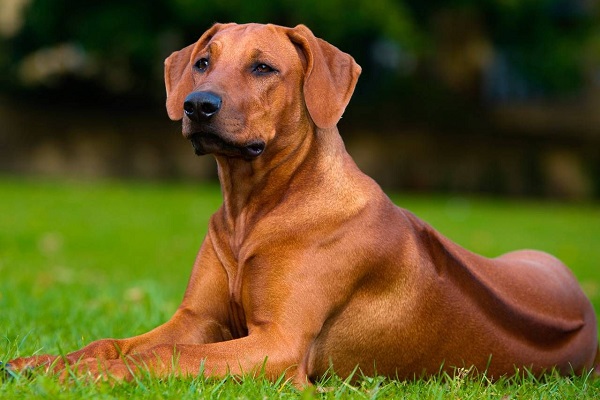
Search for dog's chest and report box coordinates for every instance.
[215,236,250,338]
[212,212,276,338]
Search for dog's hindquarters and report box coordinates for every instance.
[305,206,598,380]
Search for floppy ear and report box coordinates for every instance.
[164,43,195,121]
[287,24,361,129]
[164,23,237,120]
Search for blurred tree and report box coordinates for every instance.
[0,0,596,106]
[405,0,596,96]
[484,0,594,94]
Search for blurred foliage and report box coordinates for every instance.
[483,0,596,92]
[409,0,597,92]
[0,0,597,105]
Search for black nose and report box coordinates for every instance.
[183,91,222,122]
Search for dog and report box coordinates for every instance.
[8,23,599,386]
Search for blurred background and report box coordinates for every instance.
[0,0,599,200]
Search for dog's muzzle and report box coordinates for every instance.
[183,91,265,159]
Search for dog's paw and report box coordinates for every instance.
[1,360,33,380]
[1,361,13,380]
[5,355,62,375]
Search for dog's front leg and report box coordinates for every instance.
[8,236,232,374]
[70,327,308,385]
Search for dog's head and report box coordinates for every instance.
[164,23,361,159]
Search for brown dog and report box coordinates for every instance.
[8,23,599,385]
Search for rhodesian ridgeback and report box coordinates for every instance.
[8,23,599,385]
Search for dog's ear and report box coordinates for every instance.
[164,23,236,121]
[287,24,361,129]
[164,42,195,121]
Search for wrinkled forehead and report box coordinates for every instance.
[196,24,299,63]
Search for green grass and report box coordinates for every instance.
[1,176,599,398]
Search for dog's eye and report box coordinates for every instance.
[253,63,276,75]
[194,58,209,72]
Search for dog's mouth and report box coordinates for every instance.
[189,133,265,160]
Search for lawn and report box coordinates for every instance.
[1,177,599,398]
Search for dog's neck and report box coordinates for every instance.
[214,126,347,230]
